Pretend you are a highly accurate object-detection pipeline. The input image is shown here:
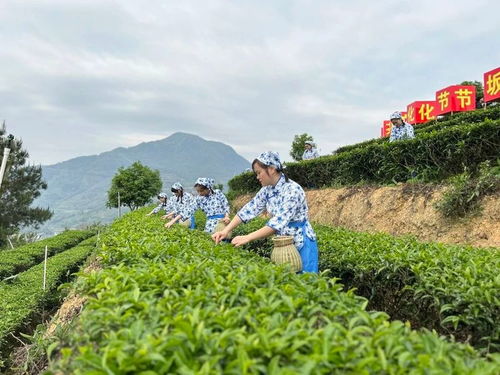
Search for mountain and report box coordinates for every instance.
[34,132,250,234]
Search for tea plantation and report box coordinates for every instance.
[44,210,499,374]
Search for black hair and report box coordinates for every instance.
[251,159,289,182]
[171,188,184,203]
[194,184,214,195]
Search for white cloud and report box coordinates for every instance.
[0,0,499,166]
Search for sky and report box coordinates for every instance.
[1,0,499,166]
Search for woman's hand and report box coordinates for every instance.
[222,215,230,224]
[164,221,174,229]
[231,235,251,247]
[212,230,228,244]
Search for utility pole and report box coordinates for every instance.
[0,122,14,193]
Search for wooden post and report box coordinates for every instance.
[118,192,121,217]
[43,246,48,290]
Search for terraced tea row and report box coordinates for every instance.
[46,211,499,373]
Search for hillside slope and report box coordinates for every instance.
[233,184,500,247]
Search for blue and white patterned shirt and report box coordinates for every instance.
[195,190,230,233]
[162,196,177,215]
[302,149,320,160]
[389,122,415,142]
[152,201,169,214]
[171,192,197,221]
[237,174,316,250]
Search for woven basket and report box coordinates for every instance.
[271,236,302,272]
[179,218,191,227]
[213,220,232,238]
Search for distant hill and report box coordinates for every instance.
[34,132,250,235]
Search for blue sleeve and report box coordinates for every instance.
[180,194,196,221]
[407,124,415,138]
[237,188,267,223]
[152,203,163,214]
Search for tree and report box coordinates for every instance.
[0,127,52,248]
[107,161,162,211]
[290,133,314,161]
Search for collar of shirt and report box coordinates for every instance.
[266,173,286,197]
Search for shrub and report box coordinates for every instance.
[45,210,499,373]
[233,217,500,352]
[229,119,500,195]
[0,230,96,280]
[435,160,500,218]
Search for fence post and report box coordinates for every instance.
[43,246,48,290]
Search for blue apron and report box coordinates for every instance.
[287,220,319,273]
[207,214,225,232]
[207,214,225,220]
[189,215,196,229]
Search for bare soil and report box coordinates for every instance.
[233,184,500,248]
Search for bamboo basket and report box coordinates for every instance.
[213,220,232,238]
[179,218,191,227]
[271,236,302,272]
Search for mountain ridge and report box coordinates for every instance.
[34,132,250,234]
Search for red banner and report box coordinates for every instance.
[407,101,437,124]
[484,67,500,102]
[435,85,476,115]
[381,120,392,138]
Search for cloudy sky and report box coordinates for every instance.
[1,0,499,165]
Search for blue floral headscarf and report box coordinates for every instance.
[195,177,215,190]
[171,182,183,191]
[390,111,402,120]
[256,151,284,170]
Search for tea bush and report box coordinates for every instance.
[46,210,499,373]
[233,218,500,352]
[0,236,97,359]
[229,119,500,194]
[0,230,96,279]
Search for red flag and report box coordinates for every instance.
[484,67,500,102]
[435,85,476,115]
[407,101,437,124]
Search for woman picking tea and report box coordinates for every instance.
[194,177,231,233]
[212,151,318,272]
[164,182,197,229]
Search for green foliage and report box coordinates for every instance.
[0,129,52,247]
[228,170,260,196]
[234,217,500,352]
[0,236,97,363]
[107,161,162,211]
[436,160,500,218]
[334,106,500,155]
[229,119,500,194]
[193,209,207,231]
[0,229,96,279]
[45,210,499,373]
[290,133,314,161]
